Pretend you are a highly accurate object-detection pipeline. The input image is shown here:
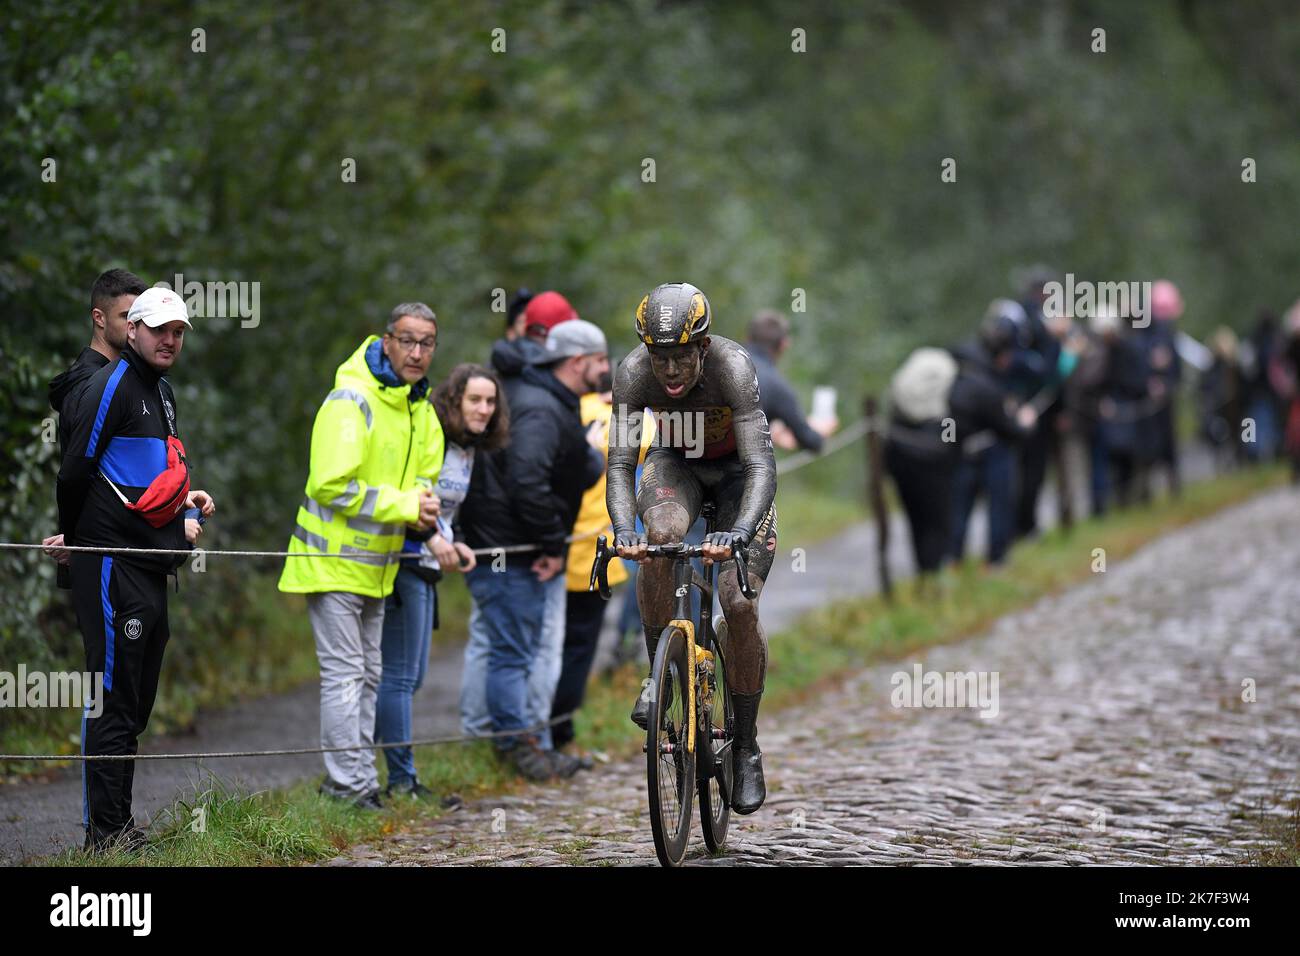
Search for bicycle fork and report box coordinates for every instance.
[667,557,698,756]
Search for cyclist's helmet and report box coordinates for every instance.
[634,282,711,346]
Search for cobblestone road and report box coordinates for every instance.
[326,487,1300,866]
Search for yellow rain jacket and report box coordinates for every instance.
[278,336,444,598]
[565,393,652,591]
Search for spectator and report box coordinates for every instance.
[746,309,836,452]
[489,289,575,383]
[278,303,444,810]
[44,269,149,587]
[493,291,589,754]
[552,371,628,752]
[1197,327,1244,471]
[372,308,451,803]
[57,287,214,853]
[1136,279,1185,498]
[1012,270,1060,540]
[427,365,517,742]
[458,319,608,780]
[1240,310,1283,462]
[1074,306,1149,515]
[948,303,1037,565]
[502,287,533,343]
[1281,301,1300,481]
[884,347,960,587]
[476,291,580,726]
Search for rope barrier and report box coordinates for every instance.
[0,710,581,762]
[0,532,603,561]
[774,417,870,475]
[0,396,1188,766]
[1,416,871,562]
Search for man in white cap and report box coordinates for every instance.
[57,285,215,854]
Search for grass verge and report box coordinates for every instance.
[31,463,1289,866]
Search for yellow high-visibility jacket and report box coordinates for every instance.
[278,337,444,598]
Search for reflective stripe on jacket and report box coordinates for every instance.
[278,337,444,597]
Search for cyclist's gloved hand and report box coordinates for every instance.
[703,529,749,559]
[614,530,649,561]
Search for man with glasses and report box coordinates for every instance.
[279,303,444,809]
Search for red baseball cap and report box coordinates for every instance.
[524,291,578,335]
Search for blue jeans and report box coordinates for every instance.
[1246,396,1279,461]
[461,571,565,746]
[459,599,494,738]
[950,442,1014,564]
[525,575,566,749]
[464,564,548,750]
[375,567,436,788]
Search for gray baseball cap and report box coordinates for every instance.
[540,318,608,363]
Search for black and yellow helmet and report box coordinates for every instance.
[634,282,711,346]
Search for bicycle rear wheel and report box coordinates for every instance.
[699,615,733,854]
[646,625,695,867]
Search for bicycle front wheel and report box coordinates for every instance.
[699,615,733,854]
[646,625,695,867]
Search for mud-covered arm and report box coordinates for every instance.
[724,351,777,541]
[606,358,642,538]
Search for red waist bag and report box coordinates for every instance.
[102,435,192,528]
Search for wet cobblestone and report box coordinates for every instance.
[327,489,1300,866]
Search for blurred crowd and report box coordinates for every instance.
[884,269,1300,585]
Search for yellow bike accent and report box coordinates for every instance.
[669,618,696,754]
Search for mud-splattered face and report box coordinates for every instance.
[647,338,707,399]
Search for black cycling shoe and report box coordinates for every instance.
[729,691,767,814]
[630,630,661,730]
[630,686,651,730]
[632,670,678,730]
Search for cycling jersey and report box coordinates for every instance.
[607,334,776,544]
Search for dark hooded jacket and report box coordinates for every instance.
[948,339,1032,451]
[50,347,112,452]
[460,360,603,561]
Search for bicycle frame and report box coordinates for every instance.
[589,516,752,761]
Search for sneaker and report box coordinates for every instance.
[353,790,385,811]
[547,749,582,779]
[119,826,149,855]
[385,780,436,801]
[507,739,556,782]
[83,825,148,856]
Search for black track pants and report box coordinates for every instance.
[70,552,170,846]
